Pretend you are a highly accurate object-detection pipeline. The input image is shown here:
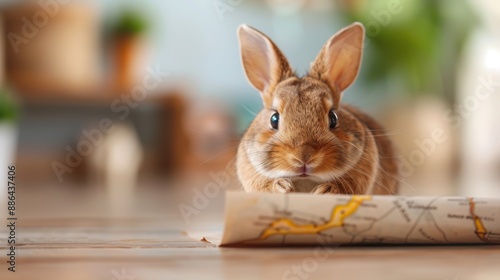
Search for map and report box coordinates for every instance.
[207,192,500,246]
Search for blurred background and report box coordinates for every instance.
[0,0,499,223]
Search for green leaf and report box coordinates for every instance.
[0,89,18,121]
[112,9,150,36]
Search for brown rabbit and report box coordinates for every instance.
[236,23,399,195]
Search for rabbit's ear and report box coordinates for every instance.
[309,22,364,105]
[238,25,293,107]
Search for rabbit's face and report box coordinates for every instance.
[245,76,366,182]
[237,23,366,184]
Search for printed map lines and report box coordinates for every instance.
[424,210,450,242]
[404,197,440,242]
[227,193,500,245]
[342,203,399,242]
[252,196,371,241]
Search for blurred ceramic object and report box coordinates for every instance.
[456,27,500,196]
[0,122,17,215]
[381,98,455,196]
[88,123,143,214]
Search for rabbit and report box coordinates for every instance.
[235,22,399,195]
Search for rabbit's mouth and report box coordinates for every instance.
[298,165,312,177]
[281,165,313,178]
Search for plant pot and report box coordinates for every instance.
[2,3,100,94]
[113,35,148,93]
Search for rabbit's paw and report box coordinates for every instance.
[272,178,295,193]
[312,183,341,195]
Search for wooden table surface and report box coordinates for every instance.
[1,181,500,280]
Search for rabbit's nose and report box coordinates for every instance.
[300,144,315,163]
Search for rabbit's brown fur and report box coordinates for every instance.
[236,23,399,195]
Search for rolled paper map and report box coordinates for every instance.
[214,192,500,246]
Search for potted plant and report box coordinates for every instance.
[110,9,150,92]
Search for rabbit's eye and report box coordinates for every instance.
[329,111,338,129]
[270,112,279,130]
